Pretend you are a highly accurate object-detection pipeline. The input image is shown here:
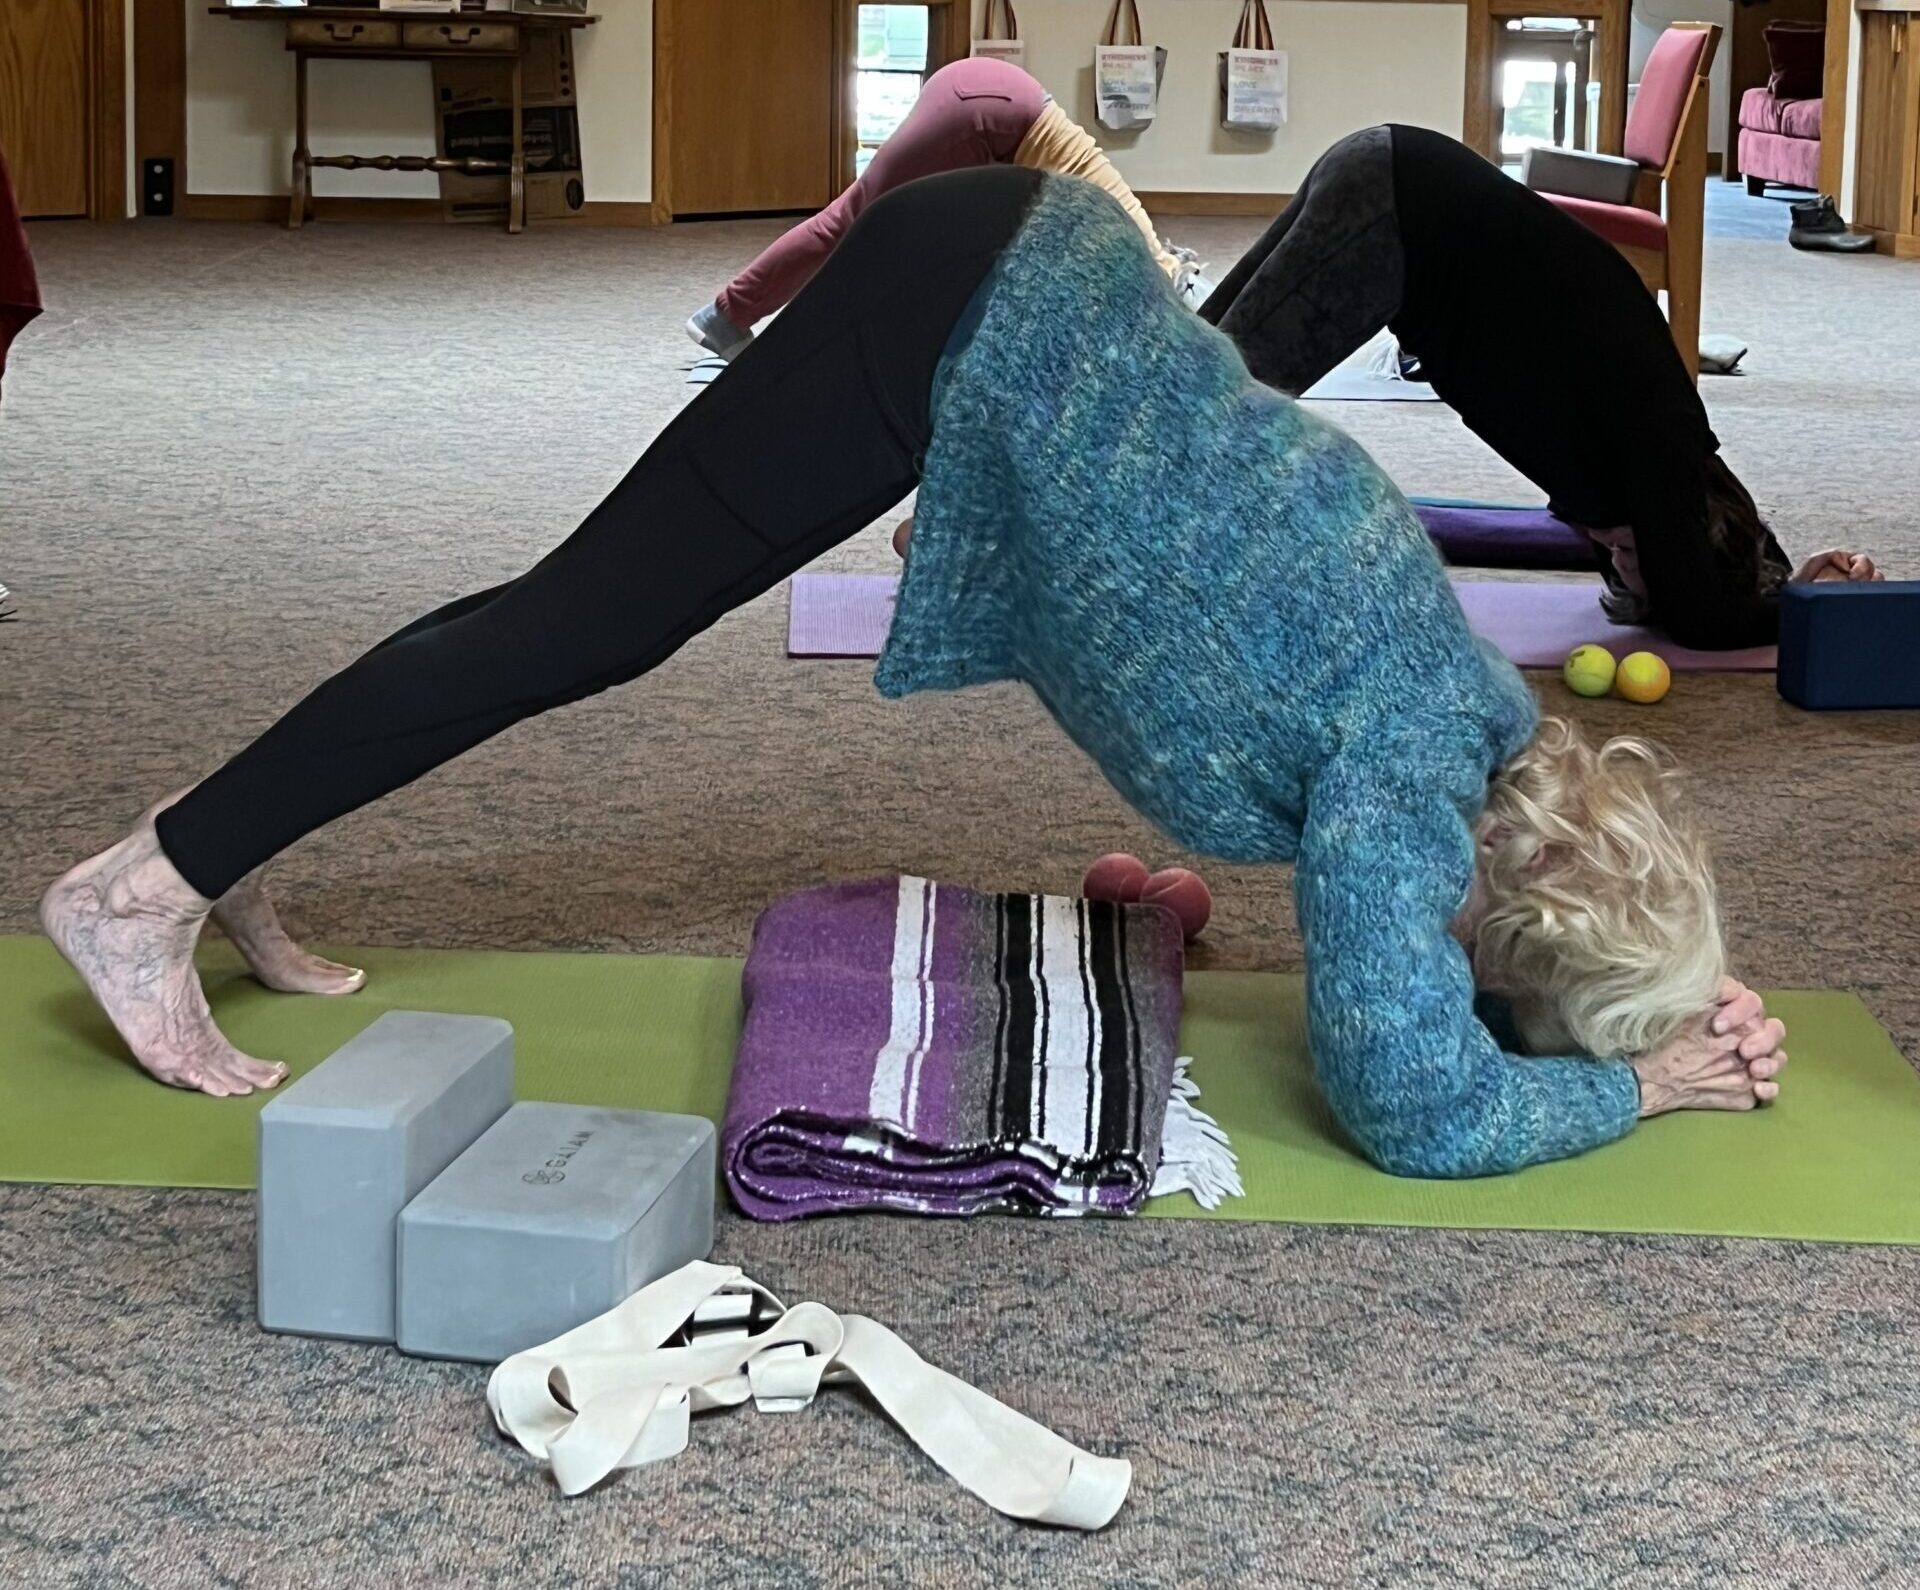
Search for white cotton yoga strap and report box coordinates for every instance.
[486,1260,1131,1530]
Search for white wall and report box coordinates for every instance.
[1629,0,1732,155]
[1007,0,1466,192]
[180,0,1455,204]
[185,1,653,202]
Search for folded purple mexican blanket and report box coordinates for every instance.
[725,876,1235,1220]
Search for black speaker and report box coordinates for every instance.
[143,158,176,218]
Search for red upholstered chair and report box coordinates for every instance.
[1524,21,1722,380]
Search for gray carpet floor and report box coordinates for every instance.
[3,193,1919,1589]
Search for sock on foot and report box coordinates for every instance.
[687,301,755,361]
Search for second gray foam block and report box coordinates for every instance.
[257,1011,515,1342]
[396,1101,716,1363]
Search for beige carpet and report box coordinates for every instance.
[2,195,1918,1589]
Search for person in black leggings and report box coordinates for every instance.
[40,165,1045,1097]
[1200,124,1882,650]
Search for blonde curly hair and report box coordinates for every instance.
[1471,717,1724,1060]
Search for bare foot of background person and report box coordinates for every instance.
[141,791,364,996]
[211,872,365,995]
[39,817,290,1097]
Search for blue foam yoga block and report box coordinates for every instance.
[395,1102,716,1363]
[1778,581,1920,710]
[257,1011,515,1342]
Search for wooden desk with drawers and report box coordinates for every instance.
[209,6,597,233]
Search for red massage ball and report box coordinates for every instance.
[1082,851,1150,903]
[1140,867,1212,940]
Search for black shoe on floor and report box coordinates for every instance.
[1788,196,1878,254]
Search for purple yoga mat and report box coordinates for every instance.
[787,572,1777,672]
[1414,503,1595,571]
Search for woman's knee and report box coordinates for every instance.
[1303,125,1395,207]
[849,165,1040,261]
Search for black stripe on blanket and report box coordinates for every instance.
[1089,900,1136,1156]
[998,892,1037,1140]
[990,892,1010,1139]
[1032,893,1051,1140]
[1077,901,1099,1160]
[1119,905,1144,1148]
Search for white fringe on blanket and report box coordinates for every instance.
[1148,1056,1244,1209]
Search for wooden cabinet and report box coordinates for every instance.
[285,17,401,50]
[0,0,90,217]
[1854,5,1920,254]
[401,21,518,53]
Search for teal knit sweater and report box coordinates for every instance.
[875,176,1641,1178]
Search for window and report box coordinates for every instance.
[854,6,930,177]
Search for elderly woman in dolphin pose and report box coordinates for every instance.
[45,168,1782,1176]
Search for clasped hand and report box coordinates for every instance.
[1633,977,1786,1118]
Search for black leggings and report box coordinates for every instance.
[157,165,1043,899]
[1198,125,1402,395]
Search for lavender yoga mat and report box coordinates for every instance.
[788,573,1777,672]
[1452,582,1777,671]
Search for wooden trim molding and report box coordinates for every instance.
[87,0,128,219]
[184,194,657,226]
[834,0,856,198]
[133,0,188,209]
[1464,0,1629,160]
[567,201,660,227]
[1137,190,1289,215]
[651,0,674,222]
[1854,224,1920,256]
[1820,0,1852,200]
[932,0,971,67]
[186,194,445,223]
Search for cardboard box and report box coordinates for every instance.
[435,31,587,224]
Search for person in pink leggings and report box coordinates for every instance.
[688,58,1193,360]
[0,147,42,403]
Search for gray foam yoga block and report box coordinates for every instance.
[257,1011,515,1342]
[396,1102,717,1363]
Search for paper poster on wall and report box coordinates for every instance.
[1219,0,1286,132]
[1096,0,1164,131]
[971,0,1027,68]
[1222,49,1288,130]
[1096,46,1163,131]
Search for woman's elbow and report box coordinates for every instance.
[1341,1111,1516,1180]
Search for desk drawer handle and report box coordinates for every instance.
[437,26,487,44]
[324,22,367,42]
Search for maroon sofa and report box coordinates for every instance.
[1736,21,1823,195]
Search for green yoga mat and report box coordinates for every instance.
[4,935,1917,1243]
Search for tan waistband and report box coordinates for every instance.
[1012,102,1181,282]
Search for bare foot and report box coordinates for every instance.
[40,819,290,1097]
[212,872,365,996]
[140,791,364,997]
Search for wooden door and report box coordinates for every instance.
[662,0,838,217]
[1854,10,1920,247]
[0,0,90,218]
